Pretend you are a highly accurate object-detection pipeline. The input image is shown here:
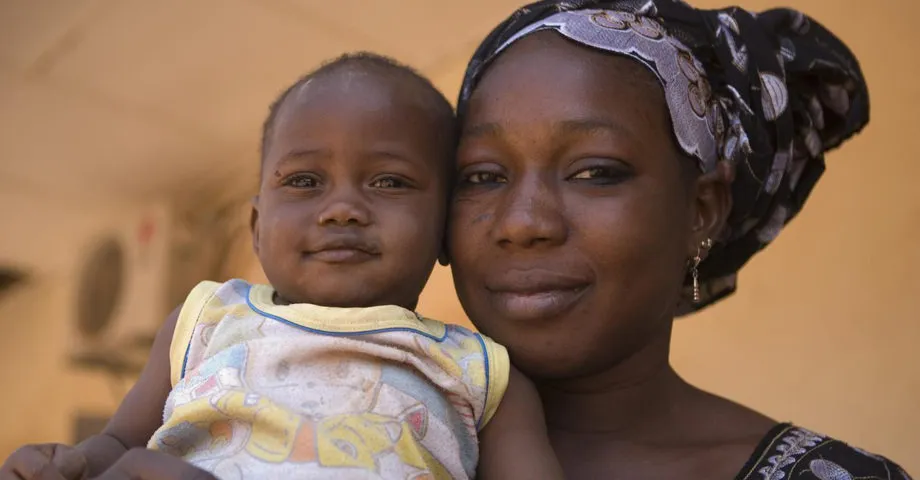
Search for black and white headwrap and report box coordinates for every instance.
[458,0,870,313]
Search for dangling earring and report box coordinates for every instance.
[691,238,713,303]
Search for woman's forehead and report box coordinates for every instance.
[482,30,659,84]
[465,32,669,140]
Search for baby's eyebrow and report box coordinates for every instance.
[276,148,332,164]
[364,150,411,161]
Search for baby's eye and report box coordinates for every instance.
[463,172,507,185]
[370,176,408,189]
[283,174,319,188]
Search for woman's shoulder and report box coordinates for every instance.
[736,423,912,480]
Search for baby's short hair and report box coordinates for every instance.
[260,52,456,164]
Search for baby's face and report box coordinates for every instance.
[252,71,450,309]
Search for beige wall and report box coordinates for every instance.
[1,0,917,473]
[0,278,129,456]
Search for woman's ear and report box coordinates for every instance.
[250,196,261,256]
[687,161,733,257]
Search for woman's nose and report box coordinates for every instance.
[492,174,567,249]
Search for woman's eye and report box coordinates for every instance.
[571,167,611,179]
[370,176,407,189]
[569,166,630,183]
[463,172,506,185]
[283,174,318,188]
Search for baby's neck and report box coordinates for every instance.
[271,289,418,312]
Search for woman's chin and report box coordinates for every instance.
[504,340,596,380]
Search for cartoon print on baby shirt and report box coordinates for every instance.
[166,392,450,479]
[153,343,250,457]
[416,328,487,393]
[242,338,386,417]
[314,403,450,479]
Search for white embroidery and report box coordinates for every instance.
[809,459,854,480]
[757,428,825,480]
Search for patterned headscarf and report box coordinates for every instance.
[457,0,869,313]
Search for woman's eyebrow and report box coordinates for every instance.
[463,122,503,140]
[557,118,635,140]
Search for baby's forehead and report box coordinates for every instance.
[291,65,420,99]
[290,73,453,135]
[289,66,378,100]
[283,70,448,124]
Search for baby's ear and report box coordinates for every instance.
[250,196,260,255]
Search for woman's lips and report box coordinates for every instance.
[490,287,588,321]
[486,269,592,321]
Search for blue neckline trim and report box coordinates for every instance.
[473,332,492,431]
[244,284,450,342]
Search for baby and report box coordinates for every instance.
[1,53,561,479]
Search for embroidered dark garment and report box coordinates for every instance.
[457,0,870,313]
[737,424,911,480]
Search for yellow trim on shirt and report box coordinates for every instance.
[479,334,510,429]
[168,281,220,386]
[247,284,446,338]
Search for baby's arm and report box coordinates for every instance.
[0,307,179,479]
[79,305,179,474]
[477,366,564,480]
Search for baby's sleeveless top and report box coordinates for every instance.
[147,279,509,480]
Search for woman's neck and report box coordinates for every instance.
[538,323,691,440]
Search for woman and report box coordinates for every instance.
[448,0,909,478]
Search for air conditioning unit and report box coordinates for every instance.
[69,203,175,375]
[68,199,252,376]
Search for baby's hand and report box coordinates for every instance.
[0,443,88,480]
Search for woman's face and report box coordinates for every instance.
[450,32,706,379]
